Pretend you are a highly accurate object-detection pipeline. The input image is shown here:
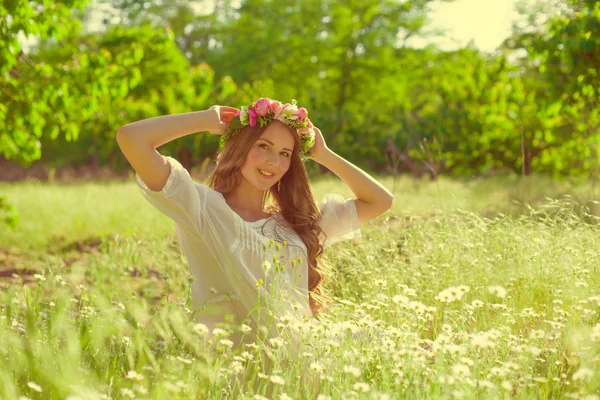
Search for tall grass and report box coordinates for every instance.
[1,175,600,399]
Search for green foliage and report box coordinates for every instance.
[2,0,600,227]
[3,0,600,174]
[0,194,18,228]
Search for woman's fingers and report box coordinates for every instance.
[211,106,238,126]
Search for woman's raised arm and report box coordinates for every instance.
[116,107,236,191]
[309,127,394,224]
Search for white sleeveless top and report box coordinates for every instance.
[135,156,361,351]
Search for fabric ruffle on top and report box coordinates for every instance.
[135,156,362,359]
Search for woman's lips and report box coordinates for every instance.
[257,168,275,179]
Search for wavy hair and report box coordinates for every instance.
[205,120,331,316]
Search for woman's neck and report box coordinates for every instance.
[224,184,270,220]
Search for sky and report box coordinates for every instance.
[18,0,524,54]
[407,0,522,53]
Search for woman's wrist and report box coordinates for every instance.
[311,148,334,165]
[199,108,222,134]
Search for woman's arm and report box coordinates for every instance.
[116,107,234,191]
[310,128,393,224]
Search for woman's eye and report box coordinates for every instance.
[282,152,290,157]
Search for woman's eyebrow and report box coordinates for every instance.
[259,138,293,153]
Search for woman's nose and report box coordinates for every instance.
[266,154,280,167]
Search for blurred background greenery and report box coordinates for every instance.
[1,0,599,227]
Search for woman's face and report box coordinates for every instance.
[240,121,296,192]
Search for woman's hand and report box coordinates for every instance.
[208,105,239,135]
[308,126,330,163]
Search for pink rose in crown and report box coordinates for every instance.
[297,107,307,122]
[270,101,283,117]
[248,106,258,126]
[254,98,271,117]
[297,127,310,137]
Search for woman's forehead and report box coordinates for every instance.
[259,123,295,149]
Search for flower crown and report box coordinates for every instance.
[220,98,316,160]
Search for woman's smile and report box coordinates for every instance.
[258,168,275,179]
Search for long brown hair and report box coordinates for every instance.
[206,120,331,316]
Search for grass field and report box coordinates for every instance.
[1,174,600,399]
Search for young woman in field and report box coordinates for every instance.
[116,98,393,389]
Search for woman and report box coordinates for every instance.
[116,98,393,392]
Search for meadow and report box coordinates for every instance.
[1,173,600,399]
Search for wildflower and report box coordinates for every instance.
[134,384,148,394]
[478,380,495,389]
[280,394,293,400]
[451,364,471,377]
[488,285,507,299]
[125,370,145,381]
[470,333,492,349]
[245,342,259,351]
[530,330,545,339]
[262,261,272,274]
[269,337,285,348]
[241,324,252,333]
[374,279,387,288]
[444,344,467,356]
[442,323,453,335]
[439,375,456,385]
[343,365,362,378]
[176,356,193,364]
[230,361,244,374]
[270,375,285,385]
[210,287,218,294]
[435,286,470,303]
[27,382,43,392]
[573,367,594,381]
[460,357,474,366]
[256,279,264,287]
[218,339,234,349]
[501,381,512,391]
[212,328,230,338]
[310,362,324,373]
[471,299,484,308]
[317,396,332,400]
[120,388,135,398]
[525,345,542,356]
[193,323,209,336]
[591,323,600,341]
[353,382,371,392]
[163,381,180,393]
[33,274,46,282]
[392,294,409,305]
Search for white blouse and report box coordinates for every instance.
[135,156,361,351]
